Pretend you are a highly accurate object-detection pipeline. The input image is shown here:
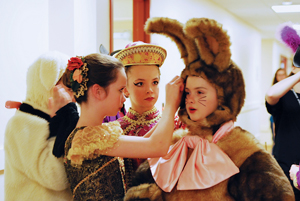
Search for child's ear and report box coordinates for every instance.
[91,84,106,100]
[124,87,130,98]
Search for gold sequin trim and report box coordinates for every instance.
[72,157,117,197]
[123,108,161,135]
[117,157,127,192]
[114,45,167,67]
[67,121,123,165]
[74,63,89,98]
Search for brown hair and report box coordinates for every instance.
[124,65,161,79]
[62,53,124,104]
[272,68,287,85]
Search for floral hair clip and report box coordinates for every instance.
[67,56,89,98]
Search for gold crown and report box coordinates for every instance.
[115,43,167,67]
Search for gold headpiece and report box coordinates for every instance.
[114,41,167,67]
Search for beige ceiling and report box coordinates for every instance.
[210,0,300,39]
[113,0,300,39]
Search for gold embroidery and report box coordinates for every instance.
[74,62,89,98]
[67,121,123,165]
[114,44,167,67]
[126,107,158,117]
[72,157,117,197]
[123,108,161,135]
[117,157,127,192]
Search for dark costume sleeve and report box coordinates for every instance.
[49,102,79,158]
[265,99,282,117]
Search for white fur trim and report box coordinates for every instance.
[25,51,69,114]
[4,110,72,200]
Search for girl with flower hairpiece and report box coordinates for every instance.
[59,53,183,200]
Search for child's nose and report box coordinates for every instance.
[147,85,153,93]
[186,96,195,104]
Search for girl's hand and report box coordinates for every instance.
[49,85,73,117]
[165,76,184,112]
[289,164,299,180]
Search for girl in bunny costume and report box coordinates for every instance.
[4,51,73,201]
[124,17,294,201]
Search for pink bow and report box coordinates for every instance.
[148,121,239,192]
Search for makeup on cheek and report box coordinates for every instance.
[198,95,207,107]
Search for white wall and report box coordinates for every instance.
[0,0,50,168]
[0,0,109,171]
[259,39,293,144]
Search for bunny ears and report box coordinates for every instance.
[144,17,232,72]
[144,17,246,127]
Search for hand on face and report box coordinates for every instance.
[48,84,74,117]
[164,76,184,112]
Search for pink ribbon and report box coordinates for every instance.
[148,121,239,192]
[5,101,21,109]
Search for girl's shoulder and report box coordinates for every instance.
[66,121,123,166]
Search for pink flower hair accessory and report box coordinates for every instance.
[67,56,89,98]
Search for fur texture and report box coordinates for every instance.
[126,128,294,201]
[148,17,245,128]
[124,17,295,201]
[24,51,69,114]
[4,51,72,200]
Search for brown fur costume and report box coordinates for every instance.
[124,17,295,201]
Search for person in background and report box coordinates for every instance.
[49,79,79,158]
[267,45,300,200]
[273,68,288,85]
[51,48,127,158]
[114,41,167,171]
[269,68,287,154]
[62,53,183,200]
[4,51,73,201]
[99,45,127,123]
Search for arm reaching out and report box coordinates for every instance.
[266,71,300,105]
[107,76,184,158]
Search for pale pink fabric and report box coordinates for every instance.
[148,121,239,192]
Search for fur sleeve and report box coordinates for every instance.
[218,127,294,200]
[172,128,188,144]
[4,111,69,191]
